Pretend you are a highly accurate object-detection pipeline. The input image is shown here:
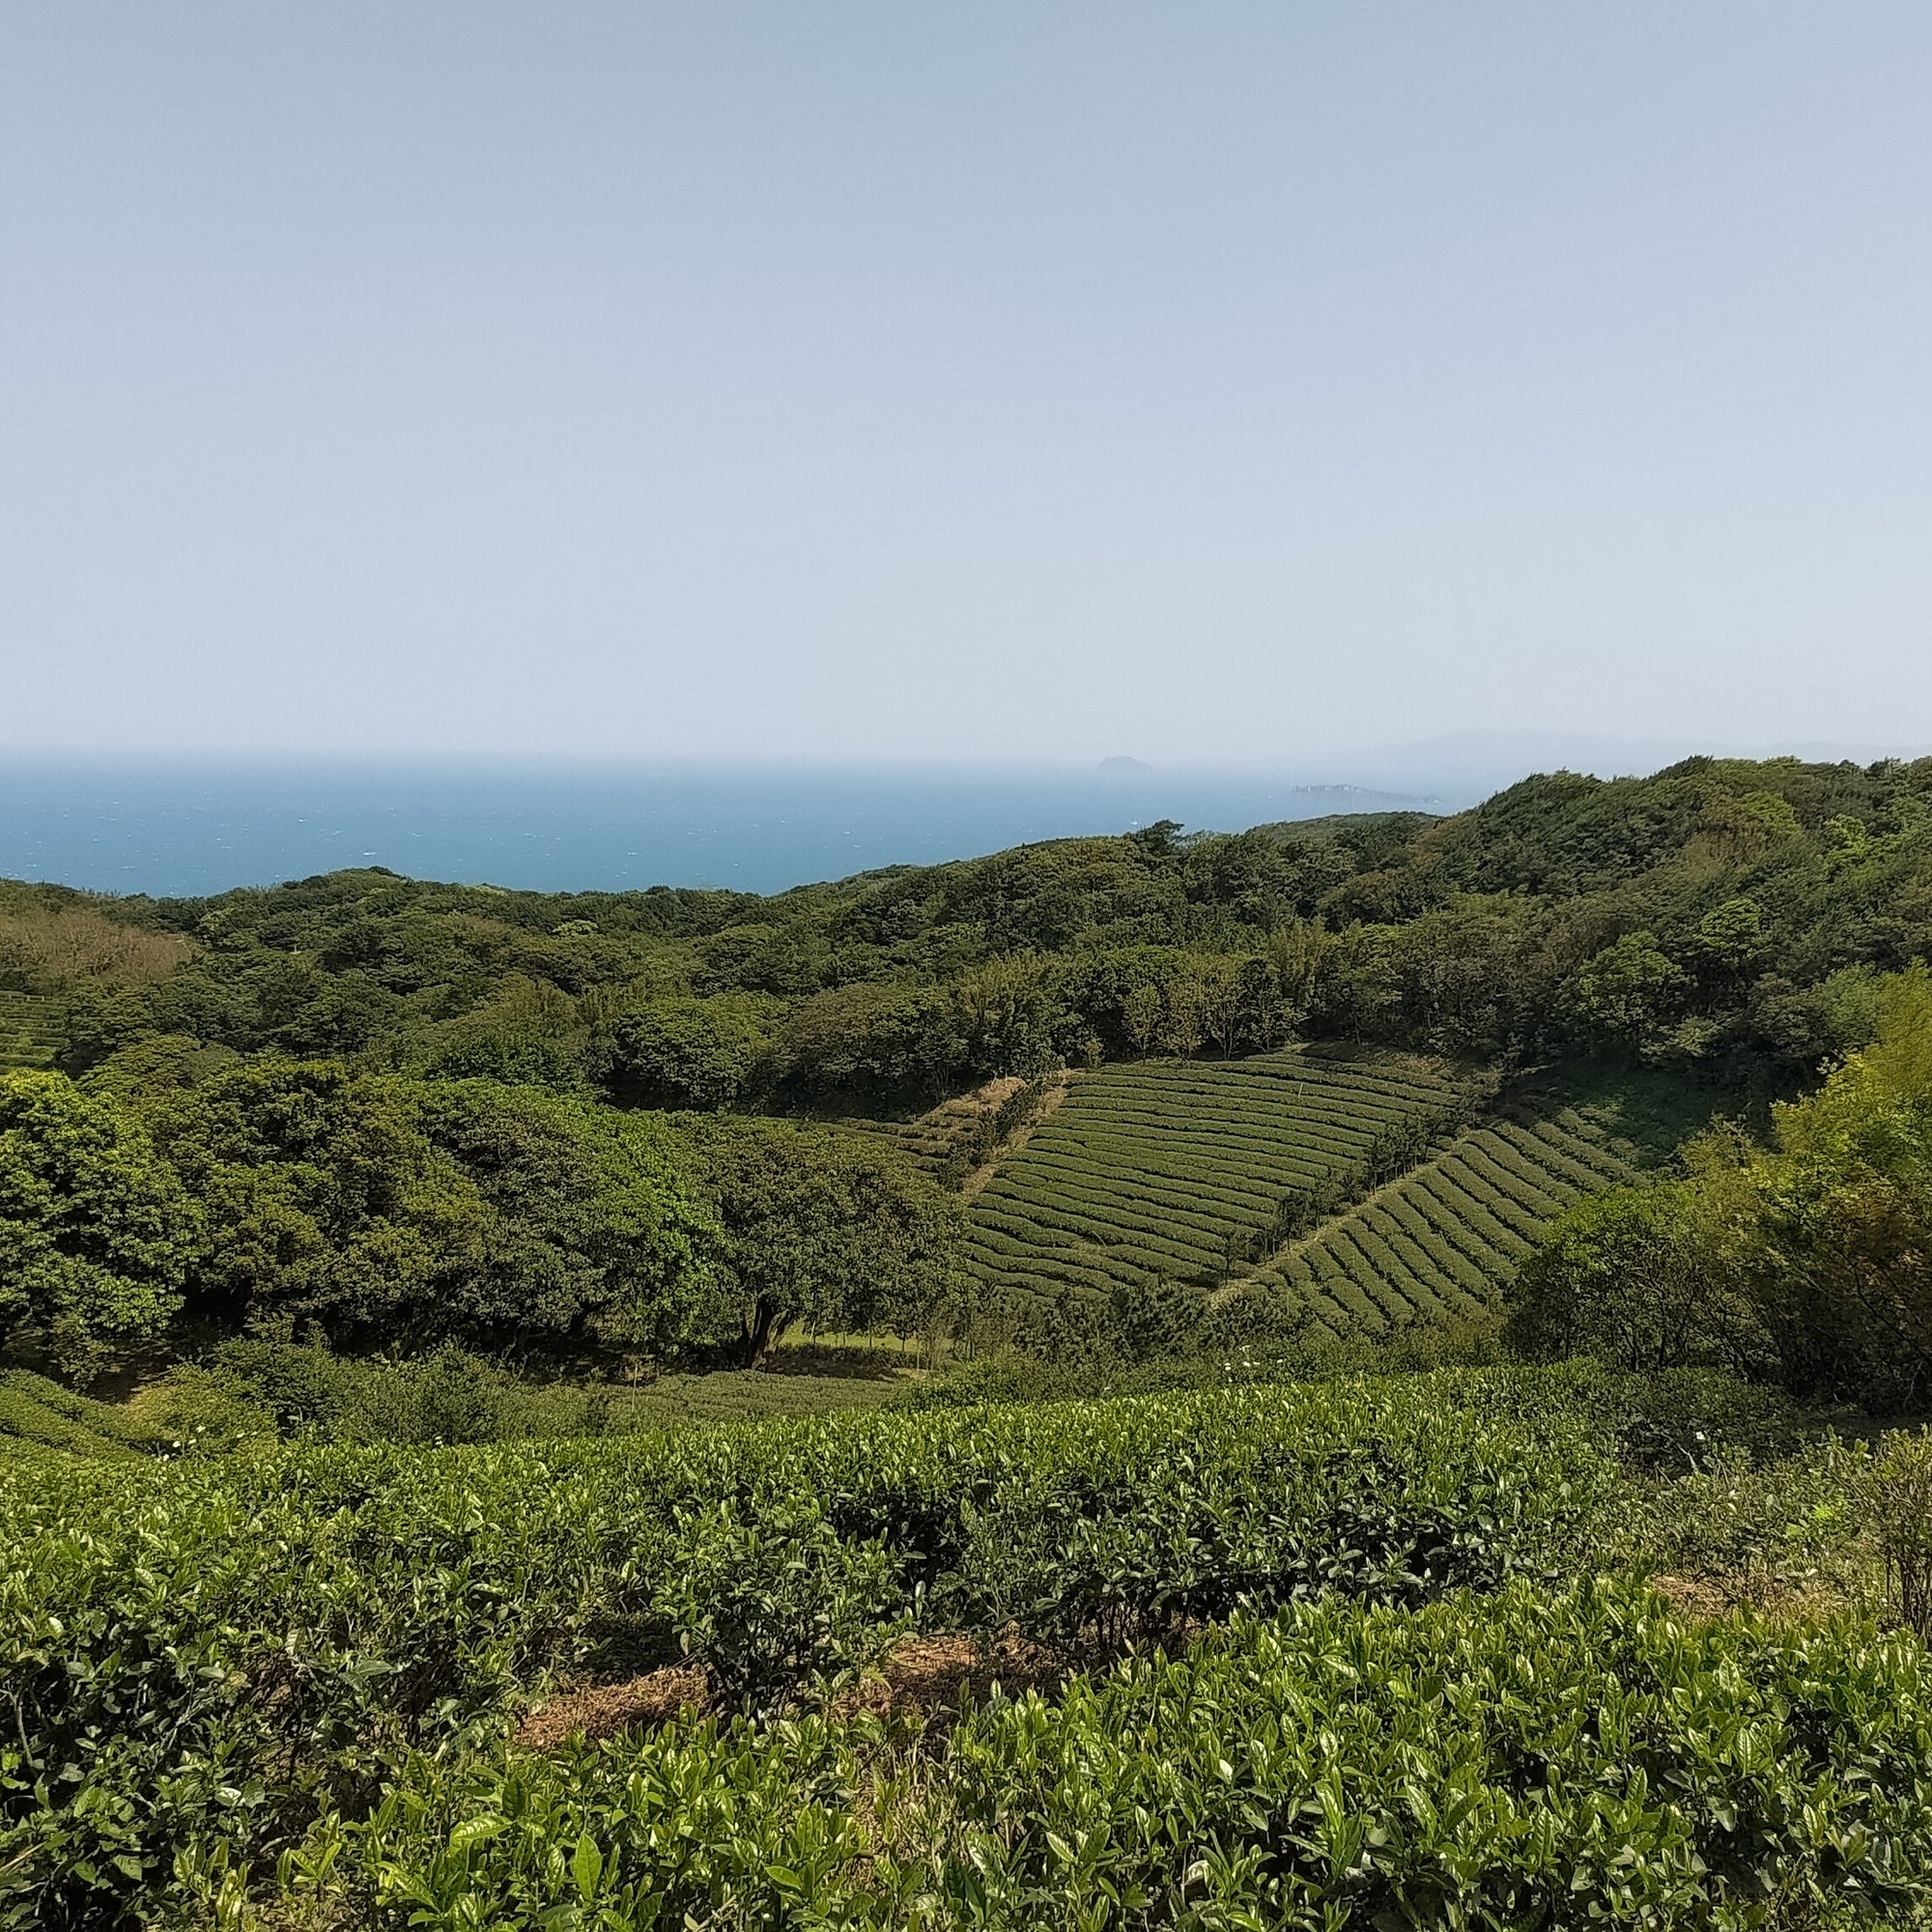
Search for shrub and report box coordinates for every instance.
[0,1371,1603,1925]
[328,1579,1932,1930]
[1859,1429,1932,1642]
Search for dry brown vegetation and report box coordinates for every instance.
[515,1633,1066,1753]
[0,907,189,987]
[517,1664,711,1750]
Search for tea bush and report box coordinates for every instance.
[332,1578,1932,1930]
[1,1370,1603,1927]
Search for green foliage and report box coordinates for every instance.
[1610,1435,1869,1609]
[1560,929,1689,1052]
[684,1116,964,1362]
[332,1580,1932,1930]
[1506,1181,1748,1373]
[0,1369,171,1459]
[1860,1430,1932,1641]
[662,1495,906,1710]
[138,1063,725,1355]
[147,1341,909,1449]
[0,1370,1605,1924]
[0,1072,199,1376]
[412,1082,725,1353]
[0,993,62,1074]
[1587,1365,1802,1470]
[1515,967,1932,1405]
[608,993,782,1108]
[411,975,600,1092]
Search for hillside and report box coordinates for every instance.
[0,991,60,1071]
[936,1051,1659,1346]
[10,759,1932,1930]
[1244,1102,1639,1340]
[4,752,1932,1382]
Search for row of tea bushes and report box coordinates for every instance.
[962,1051,1464,1301]
[4,1370,1605,1928]
[298,1578,1932,1930]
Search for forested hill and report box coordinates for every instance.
[5,753,1928,1099]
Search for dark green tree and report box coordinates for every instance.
[610,995,782,1109]
[140,1062,724,1355]
[0,1071,201,1377]
[684,1117,964,1363]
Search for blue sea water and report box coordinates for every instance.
[0,756,1449,900]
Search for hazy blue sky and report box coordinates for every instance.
[3,5,1929,764]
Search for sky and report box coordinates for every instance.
[3,4,1930,767]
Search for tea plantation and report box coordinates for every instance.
[1251,1105,1639,1338]
[956,1051,1642,1340]
[7,1368,1931,1929]
[0,993,59,1073]
[961,1049,1472,1301]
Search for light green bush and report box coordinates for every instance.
[328,1579,1932,1930]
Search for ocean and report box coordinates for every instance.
[0,757,1447,900]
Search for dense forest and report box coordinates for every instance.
[21,753,1932,1089]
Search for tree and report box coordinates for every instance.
[1697,788,1802,865]
[1159,973,1205,1057]
[611,995,782,1109]
[1560,931,1688,1053]
[1682,896,1767,982]
[683,1118,964,1364]
[139,1059,469,1343]
[140,1062,725,1355]
[1710,968,1932,1402]
[1389,896,1551,1058]
[948,956,1066,1079]
[781,983,962,1098]
[414,1082,727,1353]
[1195,956,1244,1059]
[1121,980,1163,1058]
[0,1071,200,1377]
[1515,969,1932,1406]
[1505,1182,1759,1376]
[1264,921,1326,1026]
[418,974,595,1092]
[1307,923,1398,1040]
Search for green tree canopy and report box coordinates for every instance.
[0,1071,201,1376]
[1505,1181,1757,1377]
[1560,931,1688,1053]
[610,994,784,1109]
[682,1117,964,1363]
[1515,967,1932,1405]
[139,1062,724,1355]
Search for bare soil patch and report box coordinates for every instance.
[516,1633,1065,1752]
[517,1663,710,1750]
[834,1632,1064,1729]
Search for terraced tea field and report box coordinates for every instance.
[0,992,61,1072]
[962,1050,1468,1303]
[1244,1104,1638,1340]
[842,1090,994,1179]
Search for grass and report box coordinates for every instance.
[607,1366,915,1429]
